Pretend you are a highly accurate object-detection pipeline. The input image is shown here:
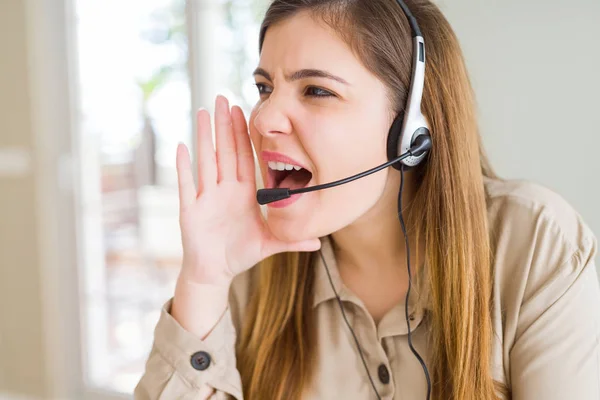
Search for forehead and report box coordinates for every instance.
[259,11,362,76]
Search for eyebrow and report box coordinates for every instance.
[253,67,350,85]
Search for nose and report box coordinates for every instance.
[252,96,293,138]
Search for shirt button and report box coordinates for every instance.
[378,363,390,384]
[190,351,211,371]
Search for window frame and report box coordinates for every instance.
[25,0,214,397]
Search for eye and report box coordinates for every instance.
[304,86,334,98]
[255,83,272,96]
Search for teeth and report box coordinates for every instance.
[267,161,303,171]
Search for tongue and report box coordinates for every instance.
[278,169,312,190]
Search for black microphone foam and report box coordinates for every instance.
[257,187,290,205]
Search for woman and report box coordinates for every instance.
[135,0,599,399]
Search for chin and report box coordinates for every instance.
[265,209,322,244]
[262,177,387,243]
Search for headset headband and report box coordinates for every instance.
[387,0,431,169]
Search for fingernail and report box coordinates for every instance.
[216,94,229,111]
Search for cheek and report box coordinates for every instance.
[313,163,388,231]
[262,101,392,240]
[309,114,391,227]
[266,121,390,240]
[310,113,389,184]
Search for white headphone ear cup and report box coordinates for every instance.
[398,110,431,169]
[399,127,430,170]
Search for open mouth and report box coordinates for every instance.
[267,161,313,190]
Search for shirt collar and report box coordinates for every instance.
[312,235,430,334]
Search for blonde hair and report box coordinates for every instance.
[237,0,504,398]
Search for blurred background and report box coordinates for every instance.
[0,0,598,399]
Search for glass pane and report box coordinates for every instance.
[74,0,268,395]
[217,0,268,113]
[74,0,190,393]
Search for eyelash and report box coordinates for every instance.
[254,83,334,98]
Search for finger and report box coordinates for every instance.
[231,105,255,182]
[196,109,217,192]
[263,237,322,259]
[176,143,196,211]
[214,95,237,182]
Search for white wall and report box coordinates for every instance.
[438,0,600,271]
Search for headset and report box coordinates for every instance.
[256,1,432,399]
[387,1,431,170]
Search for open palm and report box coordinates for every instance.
[175,96,320,286]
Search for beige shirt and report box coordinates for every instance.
[135,178,600,399]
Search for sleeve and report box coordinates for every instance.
[510,233,600,400]
[134,299,243,400]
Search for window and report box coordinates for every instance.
[73,0,266,394]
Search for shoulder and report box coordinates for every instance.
[484,176,597,308]
[484,176,594,251]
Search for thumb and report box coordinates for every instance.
[263,237,322,258]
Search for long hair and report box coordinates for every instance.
[237,0,503,399]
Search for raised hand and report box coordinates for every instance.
[175,95,321,287]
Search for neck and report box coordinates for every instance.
[331,169,420,275]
